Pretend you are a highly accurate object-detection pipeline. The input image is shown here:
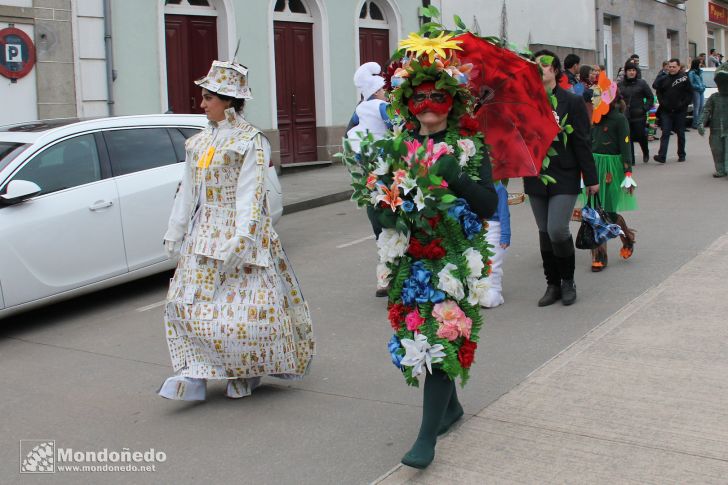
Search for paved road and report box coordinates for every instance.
[1,132,727,484]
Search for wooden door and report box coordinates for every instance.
[274,21,318,164]
[359,28,390,68]
[165,15,217,114]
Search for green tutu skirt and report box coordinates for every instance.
[578,153,638,213]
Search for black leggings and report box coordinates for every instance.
[629,119,649,160]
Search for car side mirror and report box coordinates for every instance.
[0,180,42,205]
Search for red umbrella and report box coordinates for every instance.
[454,33,560,180]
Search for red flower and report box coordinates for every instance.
[458,339,478,368]
[388,303,410,330]
[423,239,446,259]
[427,214,442,229]
[407,237,446,260]
[459,115,480,136]
[405,121,416,131]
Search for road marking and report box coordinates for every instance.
[136,300,166,312]
[336,235,375,249]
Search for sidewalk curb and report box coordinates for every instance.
[282,190,353,215]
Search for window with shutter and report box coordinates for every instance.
[634,23,650,68]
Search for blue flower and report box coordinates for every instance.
[448,198,468,219]
[388,335,404,369]
[401,261,443,306]
[462,212,483,240]
[401,200,415,212]
[448,198,482,240]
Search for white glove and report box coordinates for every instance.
[164,239,181,259]
[220,236,247,273]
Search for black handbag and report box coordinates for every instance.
[575,193,608,250]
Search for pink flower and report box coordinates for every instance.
[366,173,378,190]
[404,139,423,166]
[432,300,472,341]
[436,322,460,341]
[405,309,425,331]
[393,169,408,185]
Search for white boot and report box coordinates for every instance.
[225,377,261,399]
[158,376,207,401]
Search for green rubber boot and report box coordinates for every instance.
[437,387,464,435]
[401,369,454,469]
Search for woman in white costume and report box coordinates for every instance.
[158,60,315,401]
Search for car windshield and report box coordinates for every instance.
[0,142,29,172]
[704,70,717,88]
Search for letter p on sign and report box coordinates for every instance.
[6,44,21,63]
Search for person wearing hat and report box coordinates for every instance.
[158,60,315,401]
[618,61,654,163]
[346,62,393,297]
[346,61,391,152]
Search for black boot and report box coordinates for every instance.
[538,232,561,306]
[538,285,562,306]
[437,387,463,435]
[553,236,577,306]
[401,369,453,469]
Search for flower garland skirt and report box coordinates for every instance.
[164,219,315,380]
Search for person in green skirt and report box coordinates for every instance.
[585,84,638,272]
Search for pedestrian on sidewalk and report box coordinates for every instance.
[688,59,706,129]
[618,62,654,163]
[586,83,638,272]
[158,60,315,401]
[652,58,693,163]
[345,61,393,296]
[480,180,511,308]
[698,62,728,178]
[525,50,599,307]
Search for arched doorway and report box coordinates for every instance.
[358,1,390,68]
[273,0,319,164]
[164,0,217,114]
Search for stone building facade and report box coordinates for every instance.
[595,0,688,82]
[687,0,728,60]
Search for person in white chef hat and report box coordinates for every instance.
[346,61,392,153]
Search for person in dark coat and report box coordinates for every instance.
[652,58,693,163]
[525,50,599,307]
[618,62,654,163]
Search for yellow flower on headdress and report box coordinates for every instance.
[399,32,462,64]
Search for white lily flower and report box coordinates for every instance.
[467,277,491,306]
[437,263,465,301]
[398,176,417,195]
[376,228,410,264]
[372,157,389,176]
[413,188,431,211]
[400,332,446,377]
[462,247,484,278]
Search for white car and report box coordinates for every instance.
[0,115,283,319]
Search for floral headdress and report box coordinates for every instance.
[388,32,476,128]
[591,71,618,124]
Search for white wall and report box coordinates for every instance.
[432,0,596,51]
[0,22,37,125]
[2,0,32,7]
[73,0,109,117]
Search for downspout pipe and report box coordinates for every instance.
[103,0,115,116]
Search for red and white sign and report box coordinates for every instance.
[709,2,728,26]
[0,27,35,80]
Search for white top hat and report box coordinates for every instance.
[195,60,252,99]
[354,62,385,99]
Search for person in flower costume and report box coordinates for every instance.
[342,30,498,469]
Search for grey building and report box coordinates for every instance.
[596,0,689,83]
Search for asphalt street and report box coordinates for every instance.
[1,130,727,484]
